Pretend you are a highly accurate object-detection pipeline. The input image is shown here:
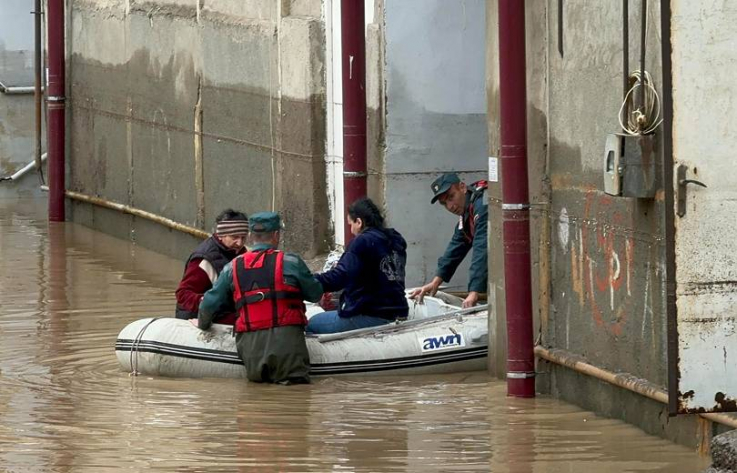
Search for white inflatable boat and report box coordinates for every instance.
[115,295,489,378]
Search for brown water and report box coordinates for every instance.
[0,198,709,472]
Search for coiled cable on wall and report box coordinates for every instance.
[618,70,663,135]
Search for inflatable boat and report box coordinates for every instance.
[115,294,489,378]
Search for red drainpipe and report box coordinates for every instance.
[498,0,535,397]
[47,0,66,222]
[341,0,367,244]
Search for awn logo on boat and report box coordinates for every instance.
[420,333,466,352]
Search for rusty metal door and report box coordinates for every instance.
[668,1,737,413]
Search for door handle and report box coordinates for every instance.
[676,164,707,217]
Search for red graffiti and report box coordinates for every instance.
[576,189,634,337]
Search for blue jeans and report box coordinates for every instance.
[306,311,393,334]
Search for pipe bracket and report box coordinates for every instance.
[507,371,536,379]
[501,203,530,210]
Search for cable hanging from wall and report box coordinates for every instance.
[618,0,662,136]
[618,70,662,135]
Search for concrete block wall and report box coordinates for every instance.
[68,0,329,258]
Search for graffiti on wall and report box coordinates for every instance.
[563,189,639,337]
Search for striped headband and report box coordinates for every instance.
[216,220,249,236]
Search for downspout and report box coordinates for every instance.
[341,0,367,244]
[47,0,66,222]
[498,0,535,397]
[660,0,679,416]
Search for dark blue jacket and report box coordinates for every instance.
[316,227,409,319]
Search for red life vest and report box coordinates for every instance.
[232,249,307,333]
[463,180,488,243]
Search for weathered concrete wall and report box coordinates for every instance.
[68,0,328,258]
[383,0,487,288]
[544,1,668,383]
[486,0,718,448]
[0,0,44,198]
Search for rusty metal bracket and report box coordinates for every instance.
[676,164,707,217]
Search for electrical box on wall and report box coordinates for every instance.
[604,134,622,195]
[603,133,659,198]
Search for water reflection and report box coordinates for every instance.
[0,198,709,472]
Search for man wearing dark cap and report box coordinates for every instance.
[175,208,249,323]
[197,212,324,384]
[410,173,488,308]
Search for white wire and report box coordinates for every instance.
[618,70,663,135]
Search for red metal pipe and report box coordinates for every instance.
[47,0,66,222]
[498,0,535,397]
[341,0,367,244]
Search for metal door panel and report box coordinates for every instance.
[671,0,737,413]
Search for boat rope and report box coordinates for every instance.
[129,317,161,376]
[314,304,489,343]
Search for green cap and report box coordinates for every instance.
[430,173,461,204]
[249,212,282,233]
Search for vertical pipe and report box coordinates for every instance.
[660,0,679,415]
[341,0,367,244]
[498,0,535,397]
[623,0,629,100]
[47,0,66,222]
[34,0,44,184]
[639,0,647,109]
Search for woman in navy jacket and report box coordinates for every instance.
[306,198,408,334]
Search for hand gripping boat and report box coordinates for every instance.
[115,295,489,378]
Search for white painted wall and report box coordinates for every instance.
[672,0,737,413]
[324,0,376,247]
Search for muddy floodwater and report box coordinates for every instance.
[0,198,709,472]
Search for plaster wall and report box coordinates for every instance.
[0,0,43,198]
[383,0,487,288]
[68,0,328,258]
[543,1,667,385]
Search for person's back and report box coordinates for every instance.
[336,226,408,319]
[307,198,408,334]
[197,212,323,384]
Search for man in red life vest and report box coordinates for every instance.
[196,212,323,384]
[410,173,488,308]
[175,209,249,323]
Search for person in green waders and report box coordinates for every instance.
[196,212,323,384]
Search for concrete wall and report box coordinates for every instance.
[383,0,487,288]
[486,0,716,447]
[0,0,43,198]
[68,0,328,258]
